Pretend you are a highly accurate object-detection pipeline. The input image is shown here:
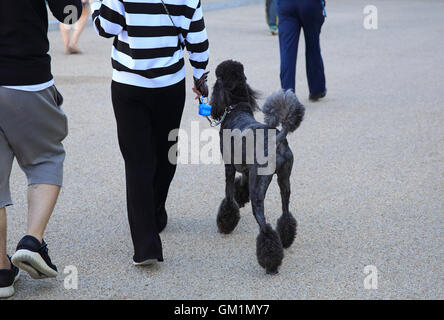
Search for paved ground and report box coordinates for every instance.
[6,0,444,299]
[47,0,261,27]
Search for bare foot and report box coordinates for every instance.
[0,255,10,269]
[68,45,83,54]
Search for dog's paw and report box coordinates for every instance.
[234,177,250,208]
[256,224,284,274]
[276,213,297,249]
[216,198,240,234]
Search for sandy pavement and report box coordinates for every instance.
[6,0,444,299]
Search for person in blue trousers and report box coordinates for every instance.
[278,0,327,101]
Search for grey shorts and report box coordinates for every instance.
[0,85,68,208]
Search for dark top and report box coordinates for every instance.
[0,0,82,86]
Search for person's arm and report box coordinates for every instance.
[47,0,83,24]
[90,0,126,38]
[185,1,210,82]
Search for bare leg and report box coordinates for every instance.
[0,207,10,269]
[59,23,71,54]
[69,6,90,53]
[27,184,60,243]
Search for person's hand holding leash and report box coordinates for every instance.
[193,71,209,100]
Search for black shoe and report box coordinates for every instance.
[309,91,327,101]
[0,256,20,298]
[12,235,58,279]
[156,207,168,233]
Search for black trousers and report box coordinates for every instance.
[111,79,186,262]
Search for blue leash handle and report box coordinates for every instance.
[198,96,212,117]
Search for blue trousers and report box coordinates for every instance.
[278,0,326,94]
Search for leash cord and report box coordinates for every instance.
[206,106,232,127]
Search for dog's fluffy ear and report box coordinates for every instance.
[246,83,260,113]
[210,79,231,120]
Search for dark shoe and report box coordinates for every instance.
[0,256,20,298]
[12,235,58,279]
[309,91,327,101]
[156,207,168,233]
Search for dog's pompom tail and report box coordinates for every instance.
[262,89,305,134]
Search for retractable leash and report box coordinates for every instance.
[199,96,224,127]
[198,96,212,116]
[198,97,234,128]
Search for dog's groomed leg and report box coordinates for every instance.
[276,158,297,249]
[234,172,250,208]
[217,165,240,234]
[250,171,284,274]
[256,223,284,275]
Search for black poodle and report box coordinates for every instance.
[210,60,305,274]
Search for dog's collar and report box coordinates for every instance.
[206,105,236,127]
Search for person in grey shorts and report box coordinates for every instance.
[0,0,82,298]
[0,87,68,202]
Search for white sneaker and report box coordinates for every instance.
[133,259,157,266]
[0,257,20,299]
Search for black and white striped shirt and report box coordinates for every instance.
[91,0,209,88]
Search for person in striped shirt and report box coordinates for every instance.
[91,0,209,266]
